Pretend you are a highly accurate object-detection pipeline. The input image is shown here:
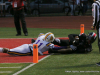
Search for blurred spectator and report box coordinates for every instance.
[68,0,77,16]
[77,0,88,16]
[0,5,3,16]
[82,0,88,15]
[77,0,84,15]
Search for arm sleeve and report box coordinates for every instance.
[92,3,98,27]
[53,39,70,46]
[38,33,45,37]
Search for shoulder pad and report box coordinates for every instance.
[38,33,45,37]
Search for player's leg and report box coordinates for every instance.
[8,44,32,56]
[57,48,73,54]
[98,28,100,53]
[0,48,10,53]
[96,29,100,65]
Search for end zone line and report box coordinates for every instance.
[13,53,54,75]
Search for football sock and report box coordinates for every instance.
[0,48,3,52]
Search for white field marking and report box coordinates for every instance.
[13,54,54,75]
[0,71,12,73]
[0,67,21,68]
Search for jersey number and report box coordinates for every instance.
[36,40,43,48]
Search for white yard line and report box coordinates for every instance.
[13,54,53,75]
[0,67,21,68]
[0,71,12,73]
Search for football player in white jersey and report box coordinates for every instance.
[0,32,66,56]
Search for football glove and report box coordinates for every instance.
[91,26,95,30]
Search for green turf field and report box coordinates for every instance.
[0,27,100,75]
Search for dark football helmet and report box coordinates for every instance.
[88,32,97,43]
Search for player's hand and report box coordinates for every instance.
[73,40,79,46]
[75,36,79,41]
[91,26,95,30]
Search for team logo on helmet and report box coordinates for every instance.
[44,32,55,42]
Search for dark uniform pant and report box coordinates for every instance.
[14,8,28,34]
[97,21,100,52]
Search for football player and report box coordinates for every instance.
[0,32,66,56]
[48,32,97,54]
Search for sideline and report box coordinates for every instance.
[13,54,53,75]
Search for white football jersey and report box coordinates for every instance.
[29,33,54,55]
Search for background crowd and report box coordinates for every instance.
[0,0,97,17]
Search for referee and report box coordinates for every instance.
[91,0,100,66]
[8,0,28,36]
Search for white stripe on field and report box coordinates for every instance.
[0,71,12,73]
[13,54,53,75]
[0,67,21,68]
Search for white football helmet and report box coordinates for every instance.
[44,32,55,42]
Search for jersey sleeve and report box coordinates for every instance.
[92,2,99,27]
[38,33,45,37]
[46,43,54,49]
[92,3,96,27]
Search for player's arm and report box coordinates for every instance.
[91,3,97,29]
[49,43,67,50]
[68,34,79,46]
[53,38,70,46]
[38,50,43,55]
